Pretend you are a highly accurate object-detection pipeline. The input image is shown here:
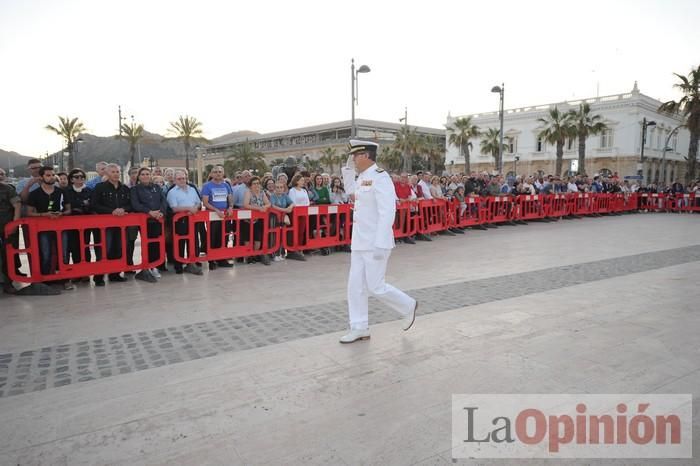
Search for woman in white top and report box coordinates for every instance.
[287,173,311,252]
[288,174,310,206]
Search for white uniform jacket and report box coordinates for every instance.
[342,163,396,251]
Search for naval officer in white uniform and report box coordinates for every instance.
[339,139,417,344]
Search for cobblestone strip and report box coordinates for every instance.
[1,245,699,398]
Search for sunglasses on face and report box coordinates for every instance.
[71,175,85,179]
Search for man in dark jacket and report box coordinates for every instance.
[130,167,168,283]
[91,164,132,285]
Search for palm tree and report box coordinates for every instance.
[164,115,208,173]
[394,126,423,173]
[45,116,86,170]
[423,135,446,174]
[224,141,268,174]
[117,122,144,168]
[537,107,576,177]
[319,147,338,174]
[659,66,700,183]
[377,146,403,172]
[447,116,480,174]
[568,103,607,176]
[480,128,509,172]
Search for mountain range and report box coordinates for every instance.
[1,130,259,177]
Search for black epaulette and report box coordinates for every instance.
[376,168,385,173]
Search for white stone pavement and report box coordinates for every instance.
[0,213,699,465]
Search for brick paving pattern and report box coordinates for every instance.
[1,244,699,398]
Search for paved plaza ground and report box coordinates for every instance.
[0,213,699,465]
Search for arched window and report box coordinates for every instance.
[599,168,612,178]
[536,169,545,178]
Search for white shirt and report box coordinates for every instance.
[567,182,579,193]
[287,187,310,207]
[418,180,433,199]
[346,163,396,251]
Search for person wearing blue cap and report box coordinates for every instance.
[339,139,417,343]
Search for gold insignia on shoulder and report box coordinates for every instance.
[376,167,385,173]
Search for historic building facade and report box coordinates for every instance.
[205,118,444,170]
[445,83,690,184]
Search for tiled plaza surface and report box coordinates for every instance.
[1,213,699,465]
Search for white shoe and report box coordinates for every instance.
[403,301,417,331]
[150,268,161,279]
[273,255,283,262]
[339,329,370,344]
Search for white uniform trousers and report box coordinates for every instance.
[347,249,416,330]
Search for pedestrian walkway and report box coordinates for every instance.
[1,213,699,464]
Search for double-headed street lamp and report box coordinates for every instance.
[638,117,656,184]
[491,83,505,174]
[351,59,371,138]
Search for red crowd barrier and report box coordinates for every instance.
[4,193,697,284]
[517,195,546,221]
[592,193,614,214]
[667,193,700,213]
[485,196,515,224]
[418,199,450,234]
[393,200,420,239]
[638,193,668,212]
[4,213,164,283]
[448,196,485,228]
[283,204,352,252]
[544,194,570,218]
[171,209,280,263]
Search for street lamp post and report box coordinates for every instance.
[351,58,371,138]
[491,83,505,173]
[195,145,203,186]
[638,117,656,184]
[399,106,408,172]
[514,155,520,177]
[661,124,684,185]
[73,137,84,170]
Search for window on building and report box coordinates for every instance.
[536,137,544,152]
[507,137,517,154]
[672,132,678,152]
[337,129,351,139]
[600,129,613,149]
[650,128,656,149]
[567,138,575,150]
[599,168,612,178]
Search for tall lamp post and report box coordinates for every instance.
[661,124,684,185]
[73,137,84,170]
[351,58,371,138]
[399,106,408,172]
[491,83,505,173]
[638,117,656,184]
[194,145,203,186]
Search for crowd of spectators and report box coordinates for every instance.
[1,158,699,295]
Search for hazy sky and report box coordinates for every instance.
[1,0,698,157]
